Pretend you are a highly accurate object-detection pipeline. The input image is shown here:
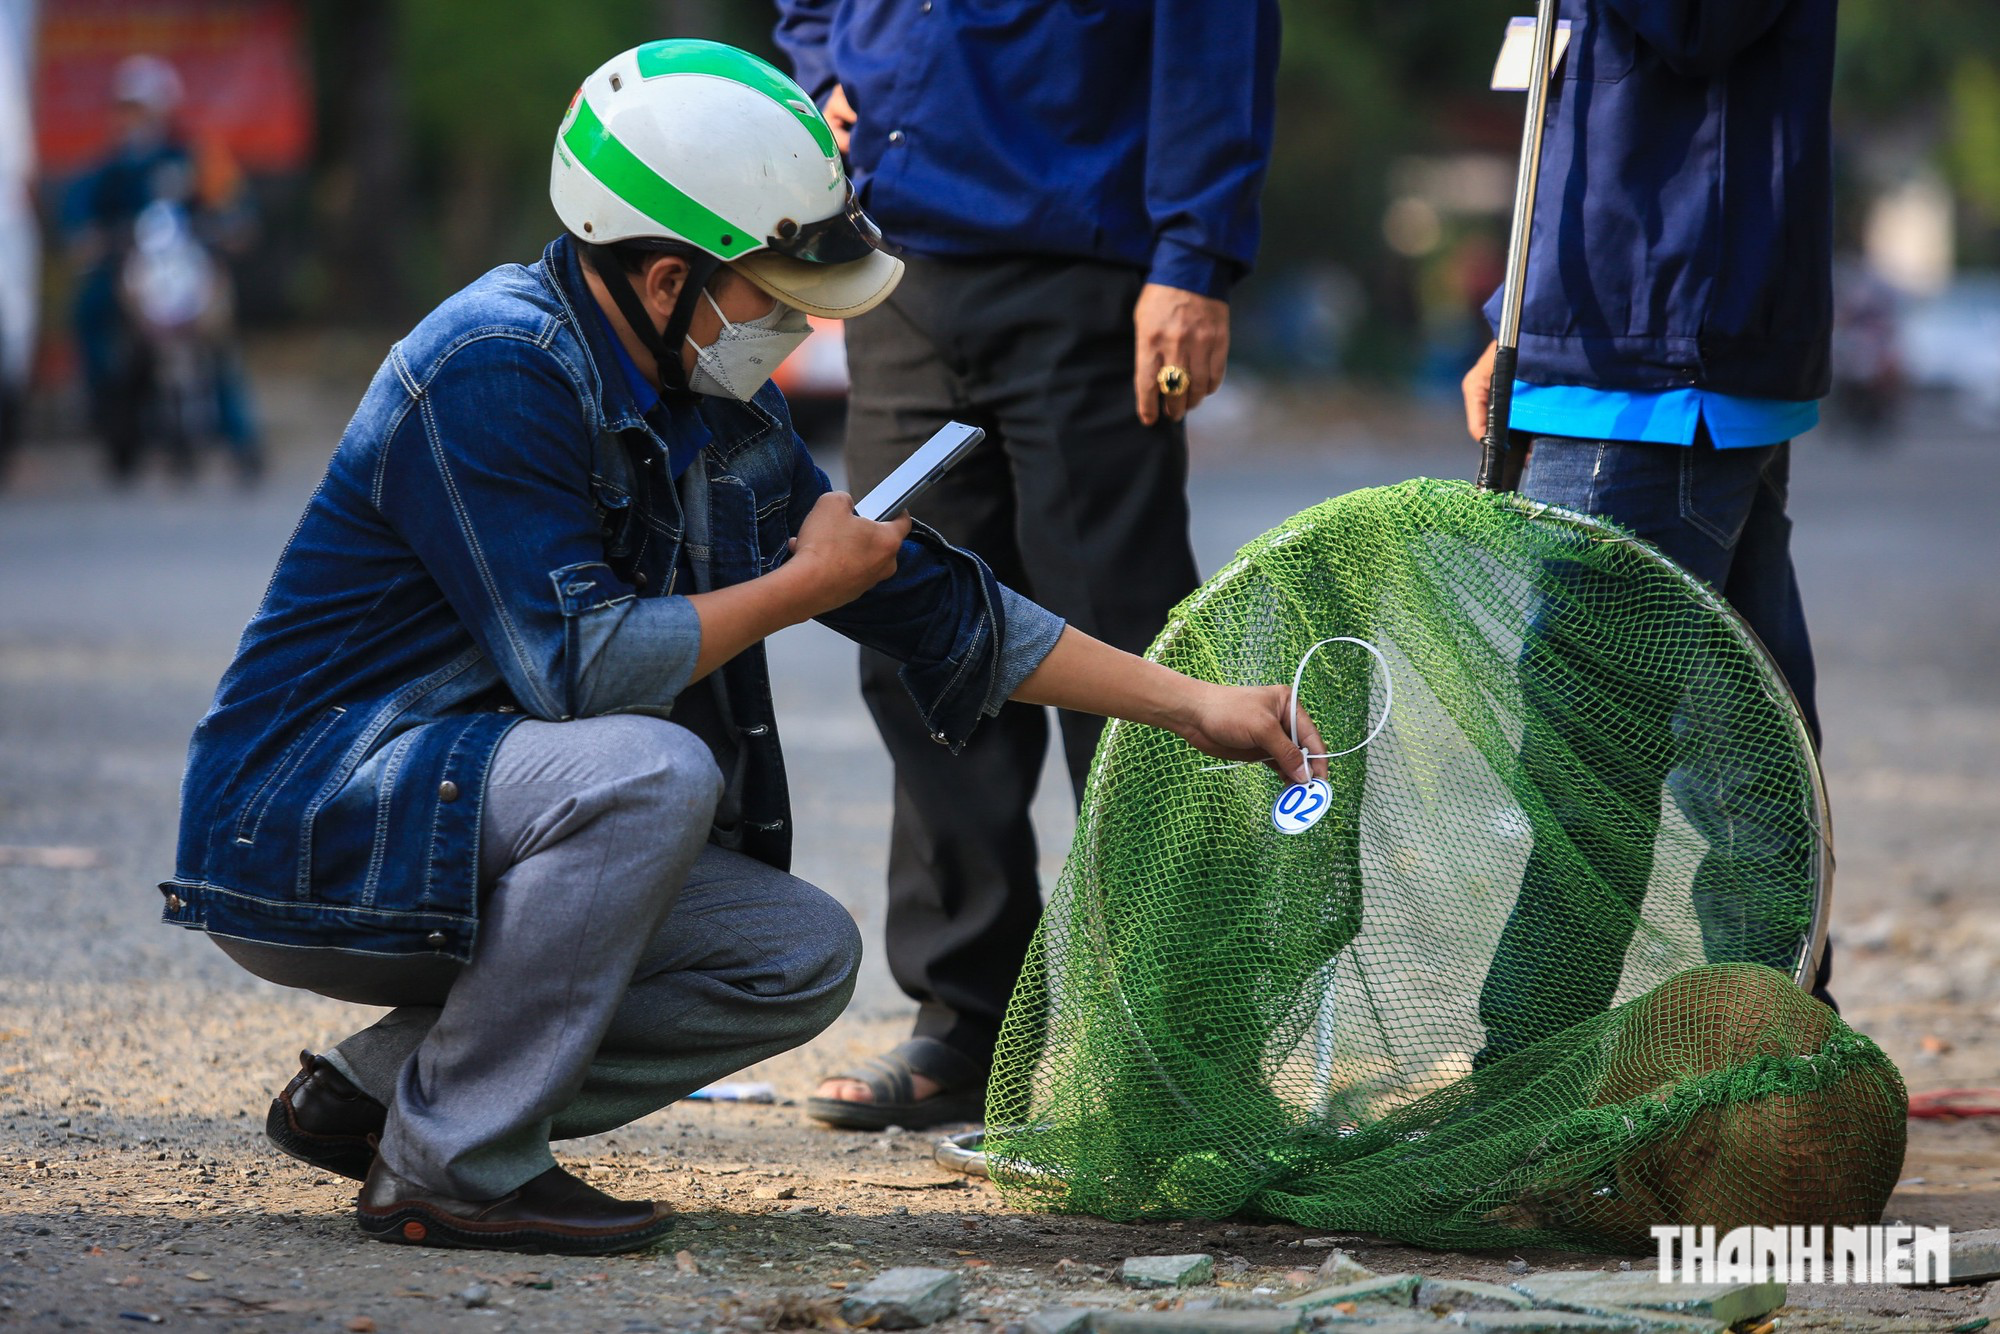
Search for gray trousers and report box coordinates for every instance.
[218,716,861,1198]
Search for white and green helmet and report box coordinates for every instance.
[551,39,901,319]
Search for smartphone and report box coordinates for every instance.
[854,421,985,522]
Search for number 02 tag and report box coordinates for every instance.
[1272,779,1332,835]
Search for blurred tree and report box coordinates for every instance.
[310,0,411,319]
[1833,0,2000,260]
[309,0,778,316]
[396,0,659,291]
[1250,0,1514,376]
[1834,0,2000,119]
[1946,56,2000,223]
[305,2,2000,344]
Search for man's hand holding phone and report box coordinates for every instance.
[784,492,911,617]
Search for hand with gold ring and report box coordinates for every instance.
[1134,282,1231,426]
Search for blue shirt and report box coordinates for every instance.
[773,0,1280,299]
[1510,382,1818,449]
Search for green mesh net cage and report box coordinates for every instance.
[984,478,1906,1253]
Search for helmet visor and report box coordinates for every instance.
[765,187,884,265]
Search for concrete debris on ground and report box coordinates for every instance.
[838,1266,962,1329]
[1027,1311,1099,1334]
[1447,1311,1652,1334]
[1123,1254,1219,1289]
[1019,1262,1815,1334]
[1416,1278,1538,1313]
[1950,1229,2000,1284]
[1504,1272,1783,1325]
[1095,1309,1305,1334]
[1550,1306,1727,1334]
[1320,1250,1379,1284]
[1282,1272,1421,1310]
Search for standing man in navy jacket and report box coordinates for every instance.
[1462,0,1839,1064]
[775,0,1281,1128]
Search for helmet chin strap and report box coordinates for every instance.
[584,242,722,395]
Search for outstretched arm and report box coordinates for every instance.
[1013,626,1327,785]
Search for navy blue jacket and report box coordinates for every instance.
[1487,0,1838,400]
[773,0,1279,299]
[162,236,1060,960]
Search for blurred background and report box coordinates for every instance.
[2,10,2000,1303]
[0,0,1998,482]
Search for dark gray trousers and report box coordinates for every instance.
[843,254,1201,1067]
[218,716,861,1198]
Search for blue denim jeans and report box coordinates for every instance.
[1474,434,1830,1067]
[1521,435,1819,743]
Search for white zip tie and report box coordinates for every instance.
[1200,636,1394,772]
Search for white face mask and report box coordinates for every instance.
[685,288,811,400]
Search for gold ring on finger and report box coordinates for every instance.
[1156,364,1190,398]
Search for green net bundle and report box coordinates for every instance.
[985,478,1905,1253]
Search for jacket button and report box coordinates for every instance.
[426,931,447,949]
[635,571,650,588]
[438,781,460,802]
[165,893,184,912]
[930,730,949,745]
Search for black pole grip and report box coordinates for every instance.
[1475,343,1523,493]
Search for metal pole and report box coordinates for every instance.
[1476,0,1561,494]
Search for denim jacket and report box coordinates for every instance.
[162,235,1062,960]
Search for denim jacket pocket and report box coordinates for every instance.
[752,492,792,573]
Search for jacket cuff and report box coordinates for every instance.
[984,586,1066,717]
[569,591,703,718]
[1147,237,1243,301]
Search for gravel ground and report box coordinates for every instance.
[2,363,1997,1331]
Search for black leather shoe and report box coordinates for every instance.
[356,1158,675,1255]
[266,1050,386,1181]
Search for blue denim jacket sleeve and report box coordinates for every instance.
[782,444,1063,748]
[375,333,702,720]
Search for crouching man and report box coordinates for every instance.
[159,41,1325,1257]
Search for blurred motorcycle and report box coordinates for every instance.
[110,196,262,482]
[1829,260,1904,443]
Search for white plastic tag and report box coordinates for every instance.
[1272,779,1333,836]
[1491,16,1572,91]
